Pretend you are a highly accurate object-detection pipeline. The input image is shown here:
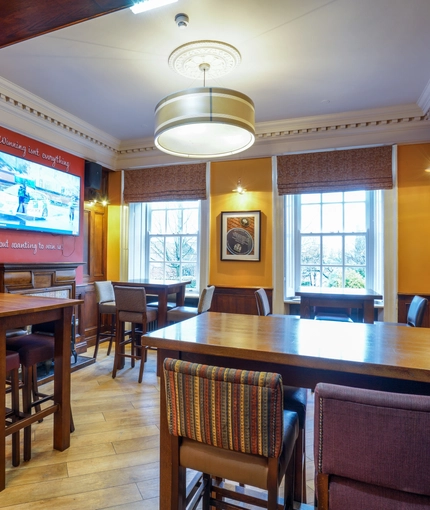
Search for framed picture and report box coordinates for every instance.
[221,210,261,261]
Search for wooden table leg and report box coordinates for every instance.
[176,285,186,307]
[158,348,183,510]
[300,297,312,319]
[363,301,375,323]
[53,307,72,451]
[157,291,168,328]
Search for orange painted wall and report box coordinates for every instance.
[0,126,85,282]
[397,143,430,293]
[209,158,273,288]
[106,171,122,281]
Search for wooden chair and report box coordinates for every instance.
[255,288,308,503]
[112,286,158,383]
[167,285,215,324]
[314,382,430,509]
[163,357,299,510]
[94,281,116,359]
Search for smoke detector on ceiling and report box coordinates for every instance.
[175,13,189,28]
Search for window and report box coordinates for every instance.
[147,201,199,289]
[128,201,201,292]
[285,190,383,295]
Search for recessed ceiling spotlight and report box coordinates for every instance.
[175,13,189,28]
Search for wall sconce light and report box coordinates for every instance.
[233,179,246,194]
[86,189,108,206]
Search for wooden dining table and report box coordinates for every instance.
[0,292,82,491]
[295,287,383,323]
[144,312,430,510]
[112,278,191,328]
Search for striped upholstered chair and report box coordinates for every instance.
[163,358,299,510]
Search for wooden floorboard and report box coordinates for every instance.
[3,345,315,508]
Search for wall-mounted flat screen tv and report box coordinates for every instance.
[0,149,81,236]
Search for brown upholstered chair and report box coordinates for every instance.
[163,357,299,510]
[314,382,430,510]
[167,285,215,324]
[94,281,116,359]
[255,288,308,503]
[112,286,158,383]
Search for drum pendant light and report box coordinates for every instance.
[154,41,255,159]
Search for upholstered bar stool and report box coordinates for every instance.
[113,286,158,383]
[94,281,116,360]
[6,332,75,461]
[164,358,299,510]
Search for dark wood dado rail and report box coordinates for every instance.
[0,262,88,352]
[398,293,430,328]
[209,285,273,315]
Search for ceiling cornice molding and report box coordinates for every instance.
[0,77,429,170]
[418,78,430,118]
[0,76,119,166]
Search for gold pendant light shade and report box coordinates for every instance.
[154,87,255,159]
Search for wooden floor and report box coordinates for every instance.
[3,345,315,509]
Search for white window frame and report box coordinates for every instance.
[284,190,384,298]
[128,200,207,296]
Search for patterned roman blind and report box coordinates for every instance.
[277,145,393,195]
[123,163,207,203]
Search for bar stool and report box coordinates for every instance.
[6,333,75,461]
[113,286,158,383]
[5,350,26,467]
[94,281,116,360]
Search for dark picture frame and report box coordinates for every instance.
[221,210,261,261]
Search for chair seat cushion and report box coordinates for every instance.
[315,312,353,322]
[179,409,299,490]
[118,309,158,324]
[167,306,198,322]
[6,334,54,367]
[99,301,116,314]
[328,475,430,510]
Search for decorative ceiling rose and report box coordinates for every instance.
[168,40,241,80]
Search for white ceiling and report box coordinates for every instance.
[0,0,430,168]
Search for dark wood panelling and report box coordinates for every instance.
[209,286,273,315]
[0,1,133,48]
[0,262,87,352]
[83,202,107,284]
[398,293,430,328]
[77,283,98,349]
